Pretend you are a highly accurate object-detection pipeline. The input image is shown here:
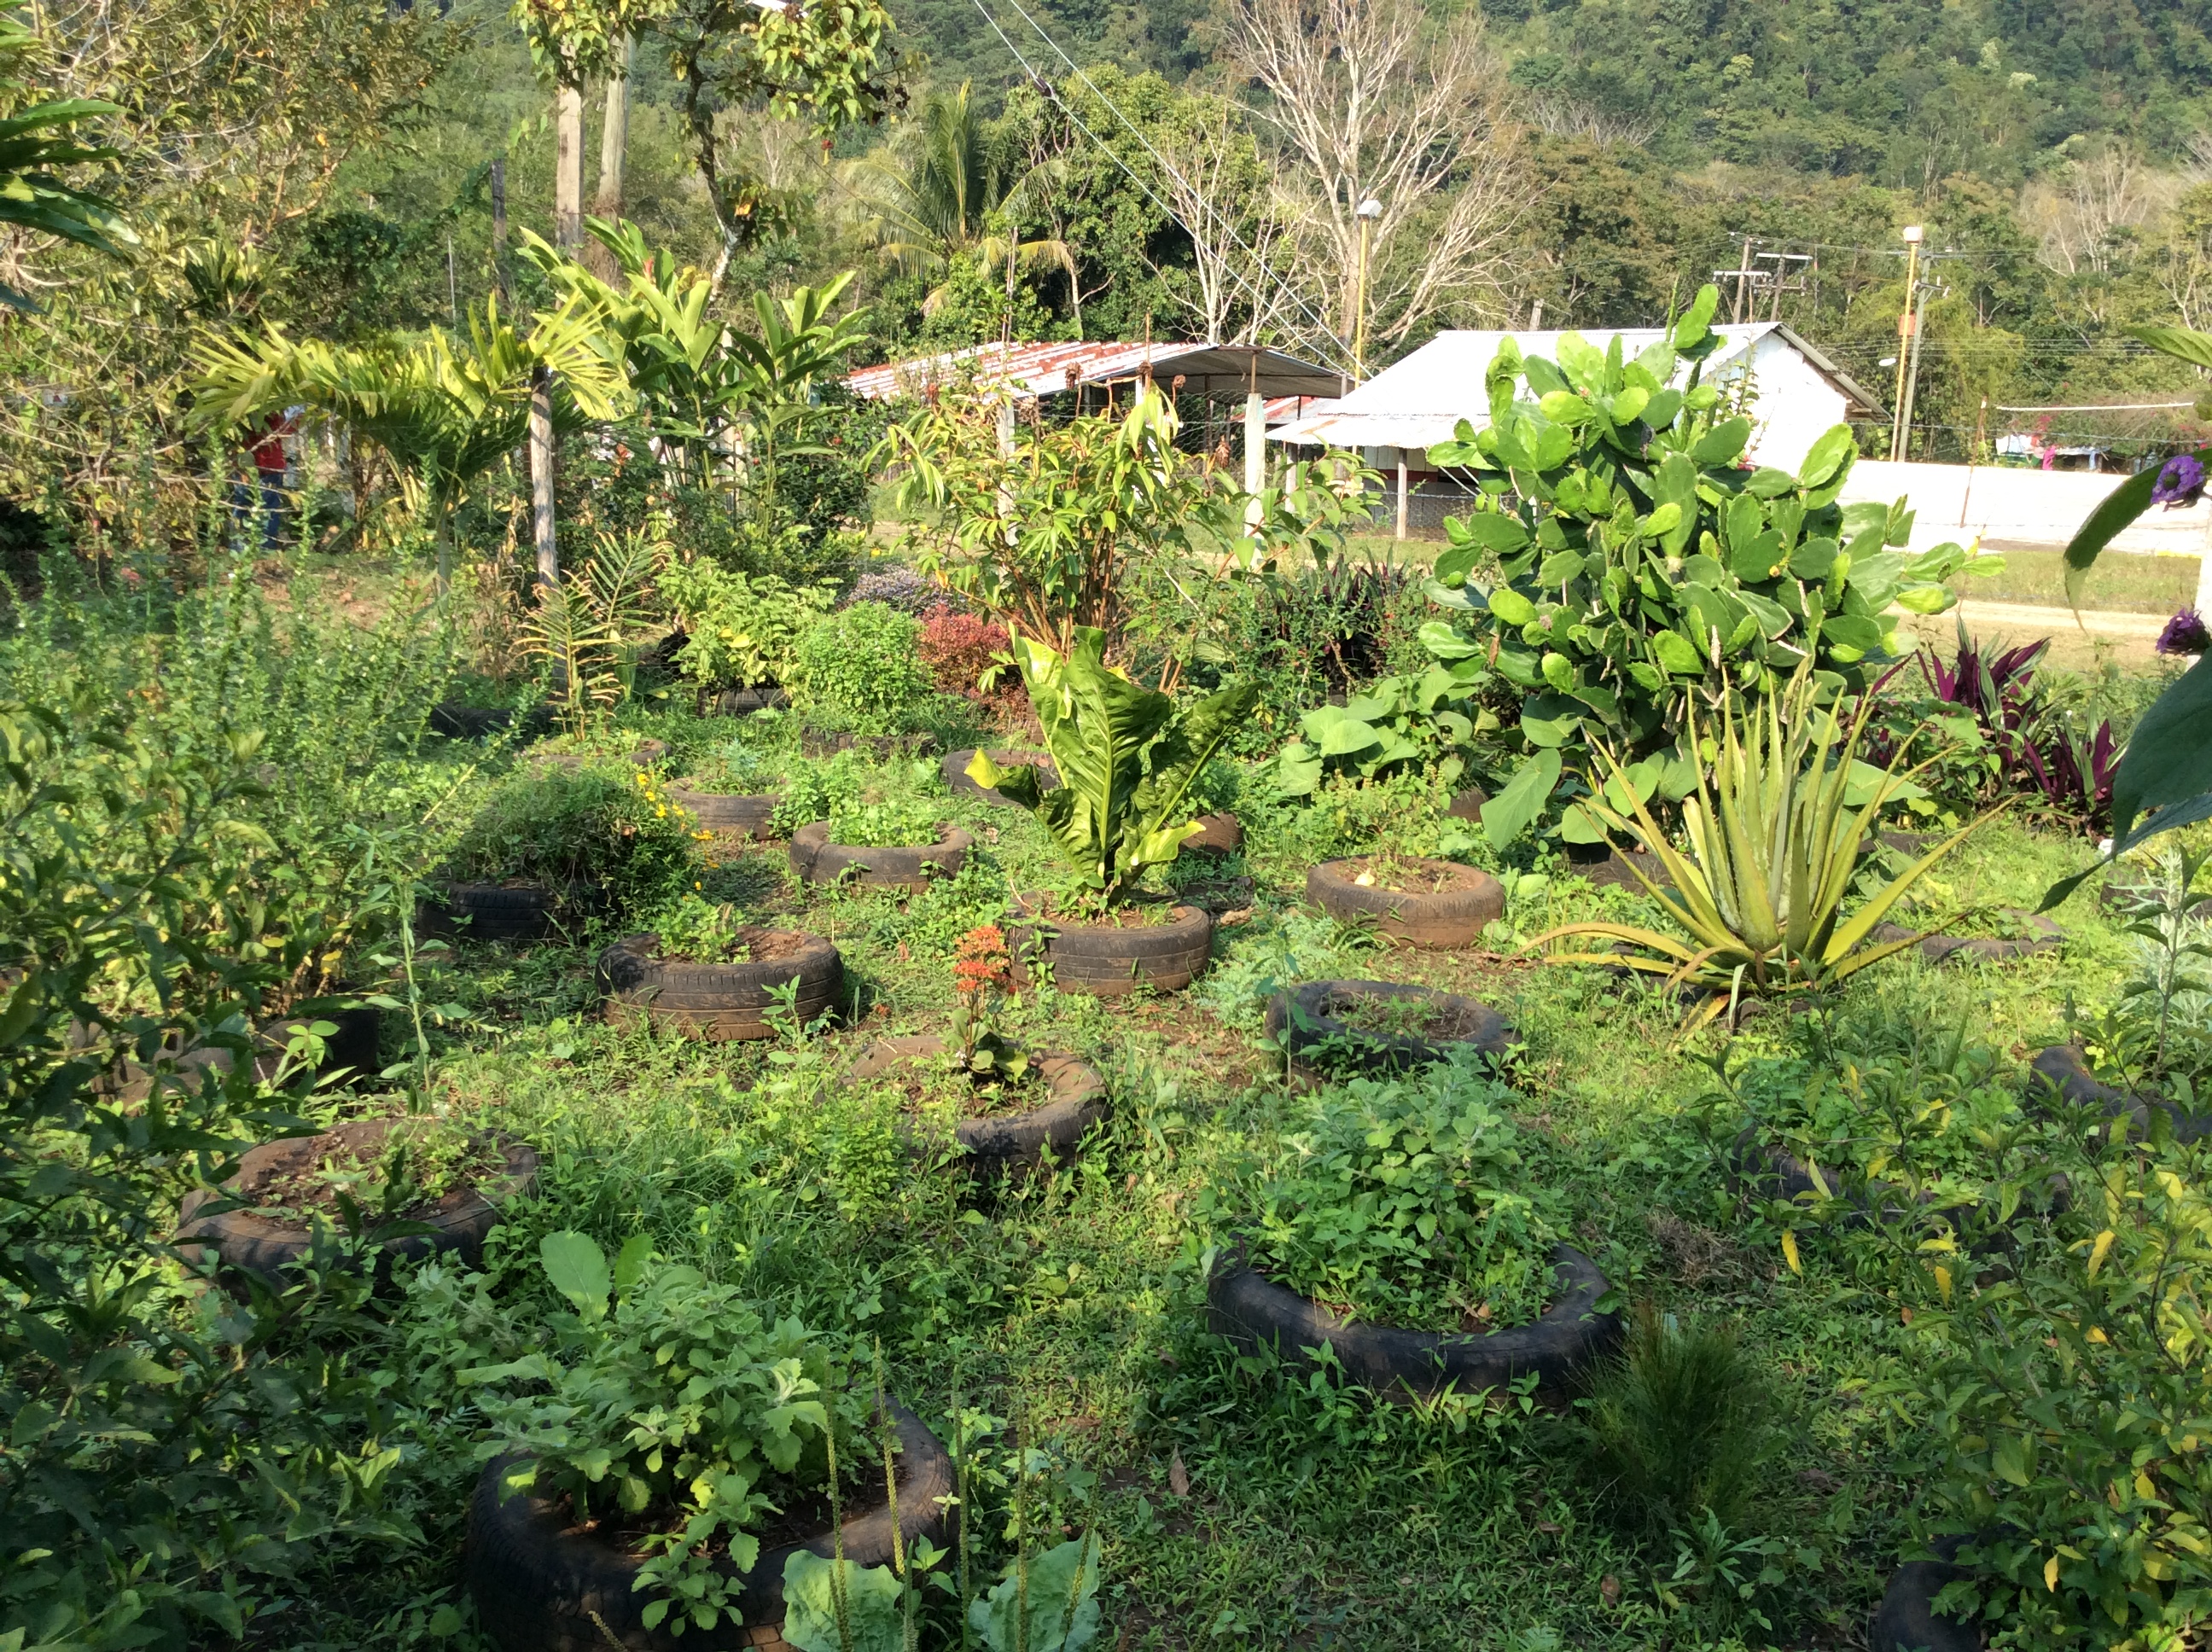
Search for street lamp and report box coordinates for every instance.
[1353,196,1382,381]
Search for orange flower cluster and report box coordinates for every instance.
[952,924,1012,1000]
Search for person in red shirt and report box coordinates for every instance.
[236,410,294,549]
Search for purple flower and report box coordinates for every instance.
[2157,607,2212,656]
[2152,453,2206,508]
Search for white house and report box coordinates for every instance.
[1272,323,1885,536]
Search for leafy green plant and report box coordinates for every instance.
[439,767,701,914]
[969,625,1257,907]
[1275,620,1493,799]
[659,561,837,689]
[1424,282,1990,828]
[0,0,136,308]
[1909,1120,2212,1649]
[771,750,946,846]
[647,894,752,963]
[190,293,627,588]
[1203,1060,1561,1333]
[1568,1302,1776,1537]
[789,601,933,735]
[526,524,667,728]
[2095,845,2212,1090]
[885,385,1367,689]
[1528,662,1994,1021]
[466,1231,869,1637]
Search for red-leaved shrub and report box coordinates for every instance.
[917,606,1014,700]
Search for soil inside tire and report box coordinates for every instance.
[641,929,813,966]
[1318,989,1493,1041]
[1332,856,1493,896]
[231,1116,509,1224]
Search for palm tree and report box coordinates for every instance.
[849,83,1075,314]
[190,294,626,589]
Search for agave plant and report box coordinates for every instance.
[1526,663,2000,1023]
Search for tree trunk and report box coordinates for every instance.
[583,39,634,281]
[490,154,510,307]
[531,364,558,590]
[434,503,454,594]
[554,84,585,249]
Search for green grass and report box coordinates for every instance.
[282,698,2154,1652]
[1946,546,2199,614]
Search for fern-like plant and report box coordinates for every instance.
[524,526,666,727]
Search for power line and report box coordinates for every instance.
[973,0,1358,374]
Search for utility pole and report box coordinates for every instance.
[1896,273,1934,462]
[1732,235,1755,323]
[1889,224,1924,462]
[1353,195,1382,380]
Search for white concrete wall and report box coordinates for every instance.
[1840,459,2210,556]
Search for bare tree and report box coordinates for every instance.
[1225,0,1525,357]
[1520,89,1660,151]
[1145,102,1301,344]
[2021,140,2175,277]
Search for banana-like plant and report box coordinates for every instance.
[0,0,136,308]
[189,293,627,585]
[1524,662,2002,1024]
[969,626,1257,906]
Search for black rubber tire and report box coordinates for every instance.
[1208,1242,1619,1400]
[789,823,972,893]
[112,1003,387,1101]
[176,1133,538,1294]
[465,1399,954,1652]
[1872,1544,1983,1652]
[431,703,554,741]
[2027,1044,2212,1143]
[1009,903,1214,997]
[701,684,790,716]
[667,788,779,841]
[1306,858,1505,949]
[798,728,938,759]
[1871,912,2063,966]
[419,881,563,943]
[1181,811,1243,857]
[597,931,842,1041]
[849,1033,1109,1172]
[942,748,1058,806]
[1264,980,1511,1087]
[252,1003,384,1086]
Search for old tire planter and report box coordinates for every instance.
[2028,1044,2212,1144]
[1010,902,1213,997]
[597,931,841,1041]
[1869,912,2063,966]
[1264,980,1511,1088]
[177,1126,538,1294]
[1872,1542,1982,1652]
[798,728,936,759]
[700,683,789,716]
[942,747,1058,806]
[419,881,566,943]
[465,1399,954,1652]
[848,1033,1109,1172]
[1181,811,1243,857]
[668,787,779,842]
[111,1004,385,1101]
[789,823,972,893]
[1208,1242,1619,1400]
[1306,858,1505,949]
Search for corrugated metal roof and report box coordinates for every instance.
[845,340,1345,403]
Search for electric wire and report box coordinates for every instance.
[965,0,1359,376]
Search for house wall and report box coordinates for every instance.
[1736,333,1854,474]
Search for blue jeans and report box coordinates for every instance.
[231,474,287,548]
